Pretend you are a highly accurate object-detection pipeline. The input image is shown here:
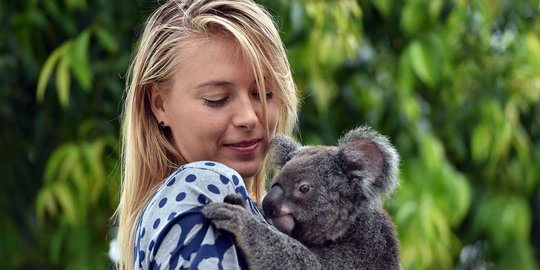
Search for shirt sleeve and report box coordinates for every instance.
[133,161,256,270]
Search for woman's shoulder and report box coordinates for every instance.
[133,161,251,269]
[169,161,247,193]
[143,161,249,216]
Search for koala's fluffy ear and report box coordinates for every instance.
[271,135,301,167]
[338,126,399,202]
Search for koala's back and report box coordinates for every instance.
[309,206,400,270]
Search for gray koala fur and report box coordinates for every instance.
[202,126,401,269]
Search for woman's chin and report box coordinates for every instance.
[228,161,262,181]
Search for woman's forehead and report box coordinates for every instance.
[173,35,277,89]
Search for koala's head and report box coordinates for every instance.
[262,126,399,246]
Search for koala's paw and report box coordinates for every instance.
[224,193,247,208]
[202,202,248,234]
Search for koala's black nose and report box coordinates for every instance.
[262,184,284,218]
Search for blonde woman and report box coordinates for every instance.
[115,0,299,269]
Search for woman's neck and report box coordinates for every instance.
[243,177,252,191]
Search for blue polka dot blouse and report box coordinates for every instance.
[133,161,267,270]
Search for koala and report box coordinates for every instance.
[202,126,401,269]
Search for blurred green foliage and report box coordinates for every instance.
[1,0,539,269]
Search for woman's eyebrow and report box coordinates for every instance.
[195,80,258,90]
[195,80,234,90]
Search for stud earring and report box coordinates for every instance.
[158,121,165,130]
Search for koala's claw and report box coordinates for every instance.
[202,202,248,234]
[224,193,247,208]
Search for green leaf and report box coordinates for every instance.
[491,121,512,162]
[36,187,57,224]
[395,200,417,225]
[473,193,532,250]
[523,33,540,74]
[82,140,106,202]
[498,242,536,270]
[71,30,92,91]
[57,143,80,183]
[50,228,66,263]
[471,122,492,162]
[428,0,443,21]
[397,52,414,95]
[409,40,434,86]
[526,31,540,59]
[52,183,78,225]
[438,165,471,225]
[71,162,88,223]
[44,144,71,184]
[309,74,336,113]
[372,0,393,18]
[95,26,118,53]
[65,0,87,12]
[400,0,424,35]
[56,52,72,107]
[451,173,471,224]
[419,133,444,172]
[37,45,64,103]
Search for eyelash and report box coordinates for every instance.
[252,91,274,100]
[204,97,228,107]
[203,92,274,108]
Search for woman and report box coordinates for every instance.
[115,0,299,269]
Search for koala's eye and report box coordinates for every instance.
[298,184,311,194]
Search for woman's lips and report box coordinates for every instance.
[225,139,261,154]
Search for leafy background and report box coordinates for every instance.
[1,0,539,269]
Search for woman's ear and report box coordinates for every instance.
[147,83,167,124]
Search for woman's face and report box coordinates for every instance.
[150,36,280,183]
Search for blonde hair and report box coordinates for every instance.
[115,0,298,268]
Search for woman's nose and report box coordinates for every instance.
[232,98,259,130]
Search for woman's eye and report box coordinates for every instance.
[204,97,228,107]
[251,91,274,100]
